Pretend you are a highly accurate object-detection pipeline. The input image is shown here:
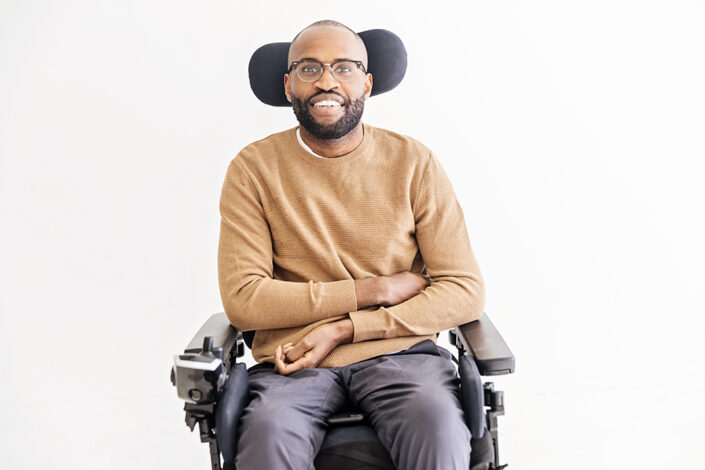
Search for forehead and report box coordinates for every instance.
[289,26,366,64]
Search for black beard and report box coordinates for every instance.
[291,91,365,140]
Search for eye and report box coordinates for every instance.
[301,64,319,74]
[334,63,353,74]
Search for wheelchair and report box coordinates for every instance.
[171,28,516,469]
[172,312,514,469]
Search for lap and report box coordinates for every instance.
[244,341,461,418]
[236,341,470,469]
[240,341,461,429]
[343,341,471,469]
[244,366,347,420]
[346,341,461,408]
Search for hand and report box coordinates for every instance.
[380,272,431,307]
[274,319,353,375]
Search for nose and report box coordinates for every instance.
[313,64,340,90]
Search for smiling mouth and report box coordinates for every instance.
[311,100,342,109]
[308,98,344,117]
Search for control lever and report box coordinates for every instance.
[172,336,227,404]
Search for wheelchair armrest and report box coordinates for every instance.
[184,312,241,368]
[175,313,247,468]
[454,313,515,376]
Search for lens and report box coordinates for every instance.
[297,61,322,82]
[331,61,357,81]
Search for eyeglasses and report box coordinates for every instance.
[287,59,367,82]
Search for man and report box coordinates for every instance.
[218,20,485,470]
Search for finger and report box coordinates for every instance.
[274,345,283,370]
[285,340,312,363]
[284,342,331,374]
[274,345,289,375]
[278,353,310,375]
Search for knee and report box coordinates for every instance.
[236,404,318,469]
[241,403,308,439]
[385,385,471,470]
[405,384,471,441]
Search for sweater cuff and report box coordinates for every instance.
[349,307,390,342]
[324,279,358,317]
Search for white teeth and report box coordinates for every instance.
[313,100,341,107]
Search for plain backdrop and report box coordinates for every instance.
[1,1,704,468]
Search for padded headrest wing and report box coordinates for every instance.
[248,29,407,107]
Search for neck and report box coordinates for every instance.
[299,123,364,158]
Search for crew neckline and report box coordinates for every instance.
[289,123,373,166]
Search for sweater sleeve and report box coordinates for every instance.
[217,157,358,331]
[349,152,485,342]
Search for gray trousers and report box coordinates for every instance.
[235,340,472,470]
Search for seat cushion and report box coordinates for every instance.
[314,422,495,470]
[315,424,394,470]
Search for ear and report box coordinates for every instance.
[364,73,373,100]
[284,73,292,103]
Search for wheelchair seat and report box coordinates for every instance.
[316,423,393,469]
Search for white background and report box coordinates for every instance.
[1,1,704,468]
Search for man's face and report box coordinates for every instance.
[284,26,373,140]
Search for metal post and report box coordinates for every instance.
[197,418,221,470]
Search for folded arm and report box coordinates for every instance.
[349,152,486,342]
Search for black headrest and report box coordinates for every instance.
[248,29,407,107]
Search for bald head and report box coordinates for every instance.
[288,20,368,68]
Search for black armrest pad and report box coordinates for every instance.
[216,362,249,467]
[184,312,239,354]
[456,313,515,376]
[459,354,486,438]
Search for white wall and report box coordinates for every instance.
[1,1,703,468]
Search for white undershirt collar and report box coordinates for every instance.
[296,128,325,158]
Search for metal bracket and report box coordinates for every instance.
[197,418,221,470]
[183,403,221,470]
[484,382,507,469]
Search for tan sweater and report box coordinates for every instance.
[218,123,485,367]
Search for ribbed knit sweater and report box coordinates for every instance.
[218,123,485,367]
